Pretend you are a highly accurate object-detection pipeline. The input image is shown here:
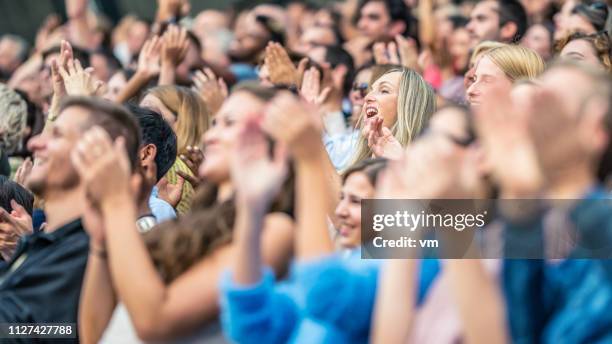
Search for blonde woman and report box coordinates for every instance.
[467,44,545,106]
[351,66,436,163]
[141,86,210,215]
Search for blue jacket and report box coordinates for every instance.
[220,251,381,343]
[503,189,612,343]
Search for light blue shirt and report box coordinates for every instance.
[148,186,177,223]
[324,130,359,171]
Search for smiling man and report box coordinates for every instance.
[0,97,140,341]
[466,0,528,47]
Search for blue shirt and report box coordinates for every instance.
[324,130,359,171]
[149,186,177,223]
[220,251,381,343]
[503,188,612,343]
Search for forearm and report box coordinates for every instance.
[295,149,335,259]
[102,197,167,334]
[116,71,152,104]
[371,259,417,344]
[446,261,508,344]
[418,0,435,48]
[159,63,176,86]
[78,251,117,344]
[232,203,267,285]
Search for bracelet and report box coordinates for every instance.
[89,245,108,260]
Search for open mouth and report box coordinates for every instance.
[365,106,379,118]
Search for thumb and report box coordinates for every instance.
[10,200,27,217]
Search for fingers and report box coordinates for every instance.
[388,42,400,65]
[9,200,27,217]
[177,170,200,188]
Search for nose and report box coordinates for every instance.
[466,20,475,34]
[27,133,46,153]
[335,199,349,219]
[203,126,218,147]
[466,81,480,103]
[364,90,375,104]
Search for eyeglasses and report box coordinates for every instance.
[351,82,369,97]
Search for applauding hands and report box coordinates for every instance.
[363,117,403,160]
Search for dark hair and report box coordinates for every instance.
[127,105,177,181]
[572,1,609,33]
[498,0,528,42]
[0,175,33,215]
[91,48,122,75]
[449,15,469,29]
[325,45,356,95]
[59,97,142,170]
[354,0,417,37]
[255,15,286,45]
[342,158,388,185]
[42,45,90,68]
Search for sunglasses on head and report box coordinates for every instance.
[352,82,369,97]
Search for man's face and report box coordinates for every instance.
[466,1,501,47]
[39,53,59,100]
[228,14,269,63]
[0,38,21,74]
[357,1,392,41]
[294,27,336,55]
[26,106,90,196]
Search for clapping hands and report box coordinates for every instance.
[363,117,403,160]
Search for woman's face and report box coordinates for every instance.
[466,56,513,107]
[449,28,472,71]
[335,171,375,249]
[199,92,265,184]
[554,0,578,40]
[560,39,603,68]
[104,71,127,102]
[521,24,552,60]
[349,68,373,122]
[363,71,401,128]
[140,94,177,127]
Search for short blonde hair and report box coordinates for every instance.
[482,45,546,82]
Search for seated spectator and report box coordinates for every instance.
[0,175,34,261]
[0,96,141,336]
[556,31,612,72]
[127,105,178,224]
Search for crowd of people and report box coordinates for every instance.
[0,0,611,342]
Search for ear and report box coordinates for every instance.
[500,22,518,42]
[389,21,407,38]
[140,143,158,165]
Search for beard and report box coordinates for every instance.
[27,169,81,198]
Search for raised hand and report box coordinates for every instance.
[192,68,228,115]
[0,200,34,261]
[300,66,332,106]
[59,58,104,97]
[156,176,185,208]
[475,86,544,198]
[264,42,300,86]
[161,25,189,67]
[71,127,135,208]
[231,115,288,210]
[363,116,403,160]
[262,92,323,160]
[14,157,33,187]
[137,36,163,79]
[373,36,420,70]
[178,145,204,187]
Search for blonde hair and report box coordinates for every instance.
[350,67,436,166]
[146,86,210,155]
[482,45,546,82]
[470,41,506,68]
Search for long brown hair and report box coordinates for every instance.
[144,83,295,283]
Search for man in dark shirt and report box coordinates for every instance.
[0,97,141,341]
